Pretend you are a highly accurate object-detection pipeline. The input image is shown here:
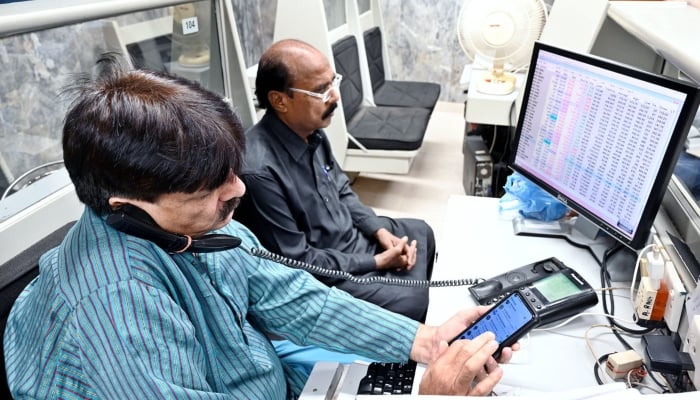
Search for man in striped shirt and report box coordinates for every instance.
[3,53,513,399]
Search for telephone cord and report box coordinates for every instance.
[246,246,482,287]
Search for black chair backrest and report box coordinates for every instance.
[363,27,386,92]
[0,222,74,398]
[332,35,365,122]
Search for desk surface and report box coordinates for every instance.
[416,195,640,394]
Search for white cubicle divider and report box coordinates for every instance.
[273,0,349,167]
[538,0,608,54]
[274,0,425,174]
[344,0,375,108]
[218,0,258,130]
[356,0,391,81]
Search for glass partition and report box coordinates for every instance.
[357,0,371,13]
[0,0,224,213]
[112,1,225,95]
[324,0,347,31]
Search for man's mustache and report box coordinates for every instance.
[220,197,241,220]
[322,102,338,119]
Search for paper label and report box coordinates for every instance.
[181,17,199,35]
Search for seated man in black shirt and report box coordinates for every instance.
[236,39,434,321]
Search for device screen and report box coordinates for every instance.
[531,273,581,302]
[453,291,537,354]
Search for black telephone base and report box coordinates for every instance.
[469,257,566,305]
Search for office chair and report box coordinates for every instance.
[0,222,74,398]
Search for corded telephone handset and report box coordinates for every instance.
[106,205,481,287]
[107,204,242,253]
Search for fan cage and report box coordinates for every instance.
[457,0,547,71]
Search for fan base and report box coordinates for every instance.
[178,47,211,67]
[476,71,516,95]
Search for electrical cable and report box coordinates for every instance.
[600,245,622,335]
[586,325,653,389]
[596,286,632,297]
[590,339,670,392]
[628,243,656,308]
[548,318,654,390]
[600,245,621,329]
[626,367,664,394]
[597,244,672,393]
[600,243,654,337]
[534,311,638,332]
[585,324,622,385]
[486,99,518,198]
[593,353,613,385]
[647,369,673,393]
[538,312,663,392]
[488,125,498,155]
[507,99,517,159]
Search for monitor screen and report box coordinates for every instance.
[510,42,700,251]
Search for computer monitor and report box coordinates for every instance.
[509,41,700,270]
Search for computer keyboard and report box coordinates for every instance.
[356,361,417,395]
[298,360,418,399]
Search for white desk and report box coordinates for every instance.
[414,195,641,394]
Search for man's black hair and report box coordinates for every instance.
[62,53,245,215]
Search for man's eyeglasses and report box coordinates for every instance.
[288,74,343,103]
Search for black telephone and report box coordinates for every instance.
[106,205,480,288]
[468,257,598,325]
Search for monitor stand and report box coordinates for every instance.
[511,215,638,282]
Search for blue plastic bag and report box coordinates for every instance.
[498,173,568,222]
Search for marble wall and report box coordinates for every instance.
[229,0,472,103]
[377,0,553,102]
[0,21,109,183]
[0,0,552,192]
[230,0,275,69]
[379,0,469,103]
[0,6,192,186]
[229,0,557,104]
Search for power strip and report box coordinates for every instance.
[652,235,687,332]
[682,315,700,390]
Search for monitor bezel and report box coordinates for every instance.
[509,41,700,250]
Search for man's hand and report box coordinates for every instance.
[418,333,503,396]
[409,307,517,364]
[373,228,417,270]
[410,307,518,396]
